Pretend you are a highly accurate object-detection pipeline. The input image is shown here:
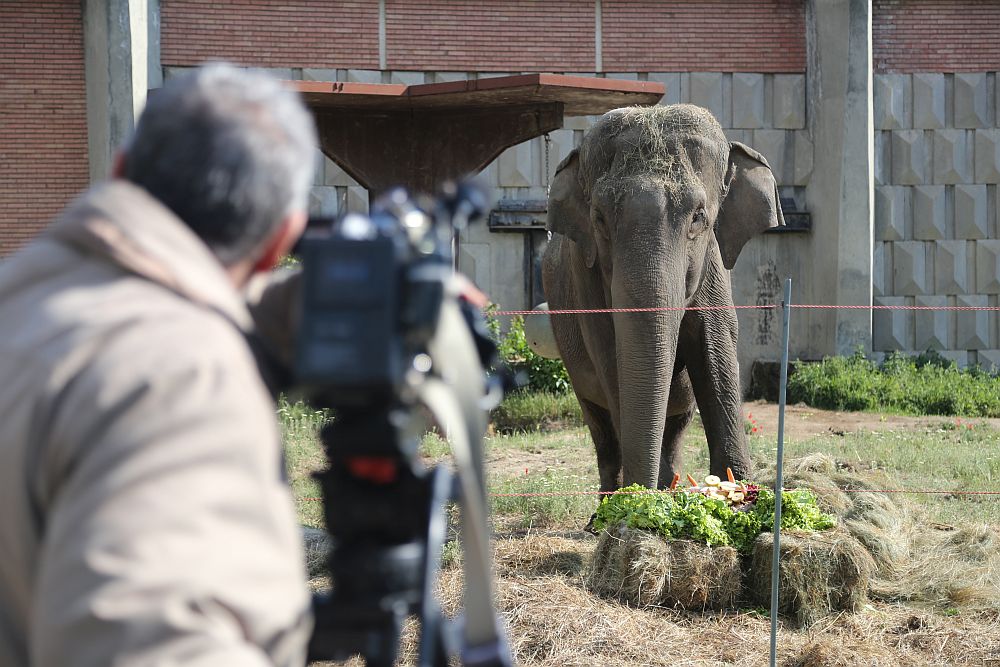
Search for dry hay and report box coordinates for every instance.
[584,104,727,205]
[309,533,1000,666]
[585,525,741,610]
[750,529,876,627]
[756,454,1000,614]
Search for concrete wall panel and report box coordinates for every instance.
[953,73,991,129]
[934,239,970,295]
[979,349,1000,373]
[976,240,1000,293]
[753,129,789,185]
[647,72,682,106]
[954,184,989,239]
[323,155,360,187]
[345,186,369,213]
[875,185,908,241]
[873,296,910,351]
[974,129,1000,184]
[932,129,973,184]
[545,130,574,181]
[956,295,990,349]
[874,73,911,129]
[874,130,891,185]
[873,241,888,297]
[772,74,806,129]
[498,142,534,187]
[732,73,765,129]
[308,186,339,216]
[911,185,946,240]
[914,295,949,350]
[303,68,339,81]
[388,70,425,85]
[893,241,929,295]
[688,72,729,126]
[891,130,927,184]
[346,69,382,84]
[792,131,814,186]
[912,72,945,129]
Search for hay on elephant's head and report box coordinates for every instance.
[750,529,876,628]
[585,104,728,205]
[586,525,741,610]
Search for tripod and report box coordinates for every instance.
[306,304,512,667]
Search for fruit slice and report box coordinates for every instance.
[705,475,721,487]
[719,481,739,492]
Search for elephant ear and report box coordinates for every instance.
[715,141,785,270]
[546,149,596,268]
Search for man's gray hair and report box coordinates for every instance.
[123,63,317,265]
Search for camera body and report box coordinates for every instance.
[295,195,448,408]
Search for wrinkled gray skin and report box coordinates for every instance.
[542,104,784,492]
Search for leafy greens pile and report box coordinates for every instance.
[592,484,836,552]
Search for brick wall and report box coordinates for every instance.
[0,0,88,255]
[874,0,1000,73]
[162,0,807,74]
[602,0,806,73]
[161,1,379,69]
[386,0,594,71]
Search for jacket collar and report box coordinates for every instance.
[45,181,255,331]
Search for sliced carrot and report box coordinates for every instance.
[670,473,681,490]
[686,473,698,487]
[726,467,736,483]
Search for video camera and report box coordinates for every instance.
[294,183,513,667]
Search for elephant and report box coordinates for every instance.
[541,104,784,493]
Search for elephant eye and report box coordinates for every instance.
[689,207,709,237]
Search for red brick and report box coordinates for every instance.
[0,0,88,255]
[874,0,1000,73]
[161,1,379,68]
[602,0,806,72]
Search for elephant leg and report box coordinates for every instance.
[657,407,693,489]
[679,266,752,481]
[579,397,622,493]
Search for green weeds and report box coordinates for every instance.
[789,350,1000,418]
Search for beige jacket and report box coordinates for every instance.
[0,182,311,666]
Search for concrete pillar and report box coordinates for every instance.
[84,0,160,183]
[805,0,874,354]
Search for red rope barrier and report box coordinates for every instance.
[298,488,1000,502]
[493,303,1000,316]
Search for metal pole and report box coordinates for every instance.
[769,278,792,667]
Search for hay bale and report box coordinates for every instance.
[750,529,876,627]
[586,525,741,610]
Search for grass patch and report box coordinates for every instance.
[490,390,583,433]
[747,422,1000,525]
[489,468,596,530]
[279,397,329,528]
[789,351,1000,417]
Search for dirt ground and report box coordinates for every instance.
[740,400,1000,441]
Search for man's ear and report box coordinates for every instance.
[252,211,307,274]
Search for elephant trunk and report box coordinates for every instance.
[613,274,684,489]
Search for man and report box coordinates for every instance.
[0,64,316,666]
